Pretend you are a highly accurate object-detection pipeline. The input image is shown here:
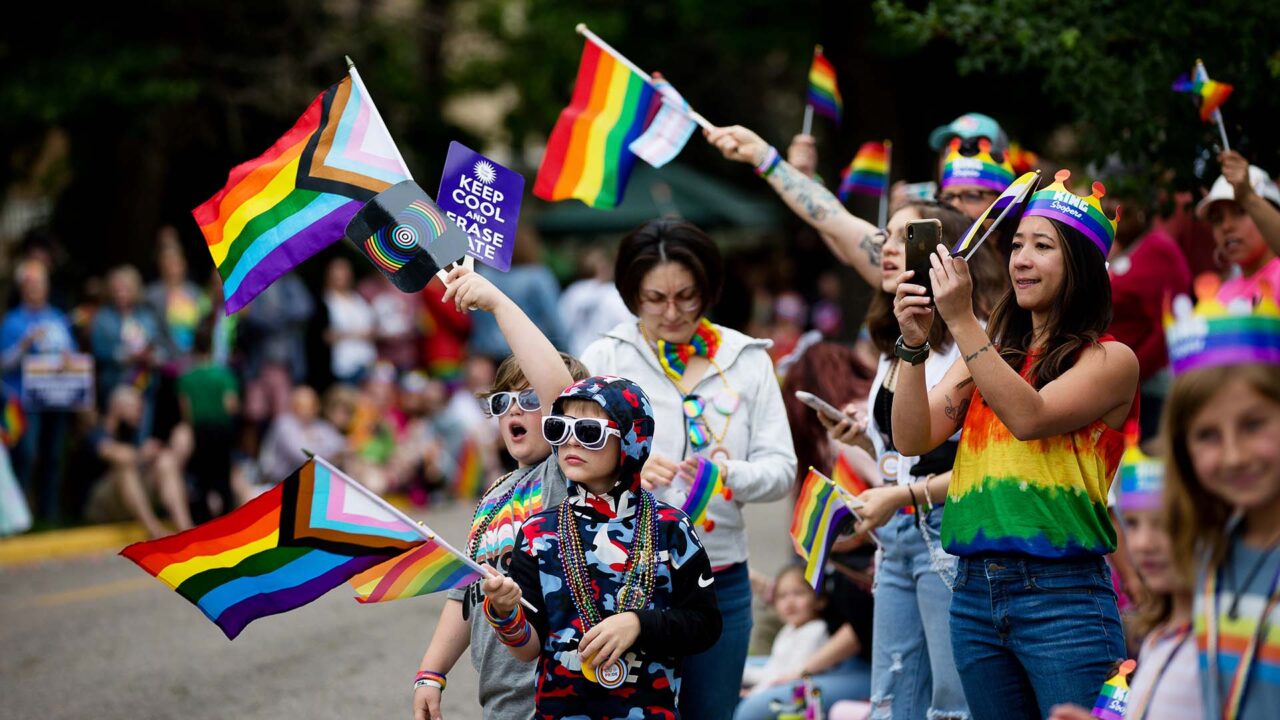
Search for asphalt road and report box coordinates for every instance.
[1,493,795,720]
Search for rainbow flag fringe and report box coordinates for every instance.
[534,38,659,209]
[193,67,410,313]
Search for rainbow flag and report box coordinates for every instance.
[1090,659,1136,720]
[791,469,855,590]
[534,38,660,209]
[350,532,483,603]
[831,454,870,497]
[121,458,422,639]
[0,390,25,448]
[1172,69,1233,122]
[451,436,486,499]
[806,46,842,122]
[950,170,1041,258]
[194,67,410,314]
[465,472,547,564]
[680,457,733,532]
[838,142,888,201]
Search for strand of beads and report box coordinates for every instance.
[558,489,659,627]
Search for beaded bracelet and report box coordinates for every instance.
[483,597,532,648]
[413,669,447,692]
[754,146,781,177]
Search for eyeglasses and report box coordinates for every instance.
[481,389,541,417]
[638,290,701,314]
[683,394,711,450]
[542,415,622,451]
[938,190,996,205]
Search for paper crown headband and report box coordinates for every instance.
[1164,274,1280,375]
[941,138,1015,192]
[1023,169,1118,258]
[1116,422,1163,514]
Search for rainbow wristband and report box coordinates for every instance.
[754,146,781,177]
[483,597,532,647]
[413,670,447,692]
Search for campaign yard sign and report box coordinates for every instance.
[437,142,524,272]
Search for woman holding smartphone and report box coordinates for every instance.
[708,125,1004,720]
[890,171,1138,719]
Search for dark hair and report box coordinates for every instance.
[615,219,723,317]
[983,219,1112,389]
[866,202,1006,355]
[781,342,876,489]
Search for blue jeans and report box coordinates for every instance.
[680,562,752,720]
[949,556,1126,720]
[870,510,968,719]
[734,657,873,720]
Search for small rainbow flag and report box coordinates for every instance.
[121,458,424,639]
[680,457,733,532]
[950,170,1041,258]
[790,469,855,589]
[534,38,660,209]
[838,141,889,201]
[831,454,870,498]
[452,436,486,499]
[1172,61,1233,122]
[194,66,410,313]
[806,46,842,123]
[0,390,25,448]
[1090,659,1136,720]
[350,533,483,603]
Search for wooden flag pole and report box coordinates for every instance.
[310,453,535,611]
[575,23,713,132]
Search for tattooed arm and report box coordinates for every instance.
[891,353,974,456]
[705,125,884,288]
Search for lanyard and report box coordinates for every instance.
[1127,623,1190,720]
[1202,548,1280,720]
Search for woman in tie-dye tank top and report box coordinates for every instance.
[889,171,1139,719]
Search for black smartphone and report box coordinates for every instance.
[905,218,942,300]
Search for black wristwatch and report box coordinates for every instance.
[894,335,931,365]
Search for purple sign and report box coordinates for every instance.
[437,141,524,271]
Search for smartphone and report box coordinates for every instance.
[905,218,942,299]
[795,391,855,425]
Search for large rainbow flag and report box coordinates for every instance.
[120,458,457,639]
[790,468,856,589]
[194,67,410,313]
[838,141,889,201]
[533,38,660,209]
[806,46,842,123]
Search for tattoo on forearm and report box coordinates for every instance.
[963,342,993,363]
[772,161,841,223]
[858,232,882,266]
[944,393,971,430]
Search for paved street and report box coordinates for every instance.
[1,494,795,720]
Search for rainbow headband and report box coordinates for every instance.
[941,138,1015,192]
[1116,424,1163,514]
[1023,169,1118,258]
[1164,274,1280,375]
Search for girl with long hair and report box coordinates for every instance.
[891,171,1139,718]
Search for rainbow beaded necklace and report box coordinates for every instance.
[557,489,659,629]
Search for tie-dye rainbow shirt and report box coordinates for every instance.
[942,353,1128,558]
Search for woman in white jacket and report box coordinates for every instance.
[580,218,797,720]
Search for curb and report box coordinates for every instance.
[0,493,428,568]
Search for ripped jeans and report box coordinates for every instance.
[869,509,969,720]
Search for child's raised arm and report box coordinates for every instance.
[440,265,573,406]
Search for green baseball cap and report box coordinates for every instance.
[929,113,1008,152]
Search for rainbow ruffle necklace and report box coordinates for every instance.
[653,318,722,383]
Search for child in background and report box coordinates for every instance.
[482,375,722,719]
[1048,434,1203,720]
[740,565,830,697]
[1159,279,1280,720]
[176,321,239,520]
[412,265,583,720]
